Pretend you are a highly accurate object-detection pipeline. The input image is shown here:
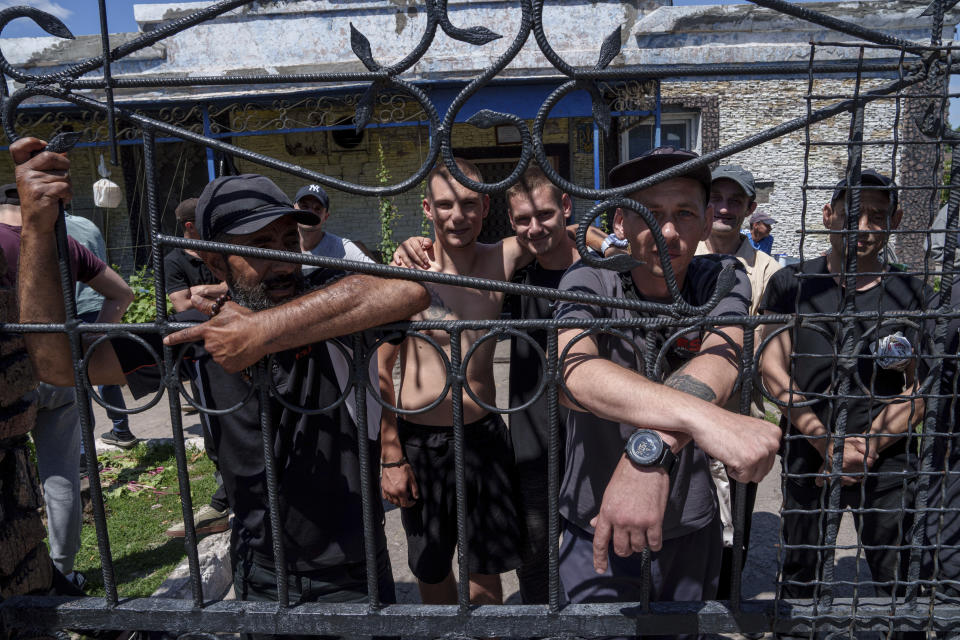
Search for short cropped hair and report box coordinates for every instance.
[505,166,564,212]
[425,158,484,201]
[175,198,199,223]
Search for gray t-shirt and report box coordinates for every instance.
[554,255,752,541]
[307,232,373,265]
[65,213,107,316]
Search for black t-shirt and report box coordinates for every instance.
[164,248,219,294]
[113,309,385,572]
[760,256,929,489]
[920,281,960,580]
[507,262,571,466]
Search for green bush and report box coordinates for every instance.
[120,266,173,323]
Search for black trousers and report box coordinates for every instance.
[233,545,396,640]
[780,479,914,600]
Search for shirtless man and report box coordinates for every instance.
[378,159,528,605]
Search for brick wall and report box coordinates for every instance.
[0,245,53,602]
[662,76,903,260]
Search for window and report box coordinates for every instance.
[620,111,700,160]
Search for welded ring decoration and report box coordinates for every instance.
[361,329,453,416]
[173,342,256,416]
[753,319,839,410]
[460,327,548,415]
[82,331,166,413]
[651,322,746,388]
[266,339,356,415]
[557,326,648,414]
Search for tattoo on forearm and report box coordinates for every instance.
[665,373,717,403]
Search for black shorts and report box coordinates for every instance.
[398,413,523,584]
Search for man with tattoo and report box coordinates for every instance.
[13,137,432,630]
[554,146,780,626]
[378,158,531,605]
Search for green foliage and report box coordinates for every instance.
[419,178,432,238]
[120,265,173,323]
[71,443,218,597]
[376,141,402,264]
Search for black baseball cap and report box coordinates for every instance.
[0,183,19,206]
[831,170,898,210]
[711,164,756,199]
[608,146,712,194]
[294,184,330,210]
[196,174,320,241]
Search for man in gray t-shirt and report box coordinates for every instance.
[294,183,374,265]
[554,147,780,620]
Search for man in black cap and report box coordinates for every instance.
[553,146,780,622]
[759,169,926,616]
[13,136,431,625]
[294,183,374,263]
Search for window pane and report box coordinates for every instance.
[628,125,654,158]
[662,123,688,149]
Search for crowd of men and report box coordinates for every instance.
[8,133,958,640]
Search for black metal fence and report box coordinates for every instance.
[2,0,960,637]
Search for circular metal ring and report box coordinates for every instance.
[754,319,839,409]
[82,331,165,414]
[459,327,548,415]
[173,342,256,416]
[557,326,647,414]
[362,329,453,417]
[652,322,745,385]
[266,339,355,415]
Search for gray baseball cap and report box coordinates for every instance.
[196,174,320,241]
[711,165,756,199]
[749,211,775,226]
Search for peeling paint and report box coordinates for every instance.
[389,0,418,35]
[25,33,164,68]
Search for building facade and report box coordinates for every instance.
[1,0,954,270]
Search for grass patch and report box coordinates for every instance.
[73,442,218,598]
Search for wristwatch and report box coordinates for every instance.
[624,429,677,474]
[599,232,629,256]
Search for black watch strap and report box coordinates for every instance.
[656,446,678,475]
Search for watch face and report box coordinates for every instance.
[627,431,662,465]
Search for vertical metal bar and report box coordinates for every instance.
[257,359,289,606]
[592,121,601,193]
[654,82,662,148]
[96,0,118,165]
[546,325,561,613]
[143,126,204,606]
[202,105,217,181]
[54,205,119,605]
[450,328,470,610]
[354,334,381,609]
[818,70,868,613]
[729,321,756,610]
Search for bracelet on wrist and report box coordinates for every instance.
[381,457,409,468]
